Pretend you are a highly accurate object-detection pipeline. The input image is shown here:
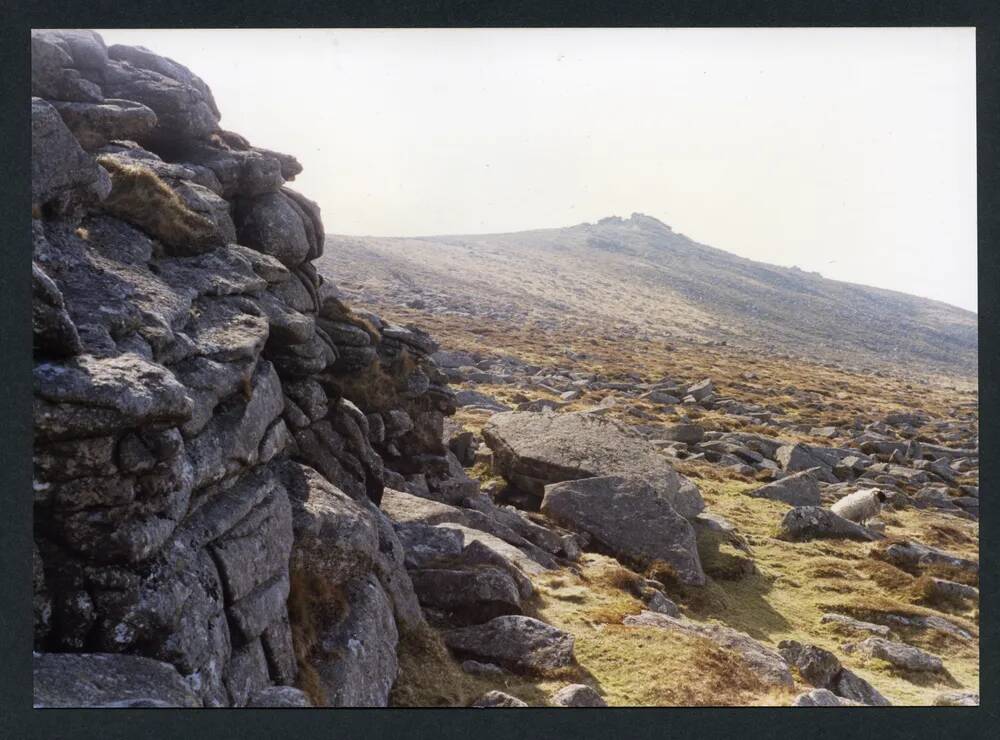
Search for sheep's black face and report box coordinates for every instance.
[876,491,888,502]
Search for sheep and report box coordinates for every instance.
[830,488,887,526]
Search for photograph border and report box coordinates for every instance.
[2,2,996,738]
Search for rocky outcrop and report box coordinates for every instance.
[30,30,460,708]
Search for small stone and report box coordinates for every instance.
[551,684,607,707]
[471,690,528,708]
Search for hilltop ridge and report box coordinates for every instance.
[323,213,976,379]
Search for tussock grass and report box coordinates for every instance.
[287,568,349,706]
[601,565,645,596]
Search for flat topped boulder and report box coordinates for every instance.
[483,411,704,518]
[541,475,705,585]
[443,615,575,674]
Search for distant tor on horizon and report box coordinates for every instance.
[321,212,977,379]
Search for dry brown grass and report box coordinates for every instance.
[287,567,349,706]
[331,347,423,415]
[389,624,482,707]
[602,565,644,596]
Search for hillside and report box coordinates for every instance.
[316,214,978,707]
[320,213,976,379]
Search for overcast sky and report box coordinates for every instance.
[97,28,977,312]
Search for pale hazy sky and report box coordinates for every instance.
[97,28,977,312]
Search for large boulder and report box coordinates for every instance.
[437,523,553,577]
[833,668,892,706]
[748,469,821,507]
[443,615,575,674]
[777,640,841,687]
[541,475,705,585]
[686,378,715,401]
[410,566,522,624]
[483,411,704,518]
[33,653,202,708]
[168,140,286,199]
[380,487,559,570]
[235,191,314,267]
[107,43,220,119]
[393,520,466,569]
[34,30,108,79]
